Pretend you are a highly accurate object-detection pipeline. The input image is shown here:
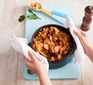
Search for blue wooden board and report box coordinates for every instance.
[24,4,80,80]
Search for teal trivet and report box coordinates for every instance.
[24,4,80,80]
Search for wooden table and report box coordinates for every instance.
[0,0,93,85]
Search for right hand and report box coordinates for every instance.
[73,29,90,55]
[73,29,93,62]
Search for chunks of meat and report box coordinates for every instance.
[54,46,60,52]
[43,44,49,50]
[33,26,72,61]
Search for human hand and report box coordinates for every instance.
[24,51,47,76]
[73,29,93,55]
[73,29,89,54]
[73,29,93,62]
[24,51,52,85]
[73,30,90,54]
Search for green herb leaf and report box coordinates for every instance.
[28,9,34,14]
[18,9,41,23]
[27,14,40,19]
[18,15,25,22]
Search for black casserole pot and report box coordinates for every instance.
[28,24,76,69]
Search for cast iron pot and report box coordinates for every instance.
[28,24,76,69]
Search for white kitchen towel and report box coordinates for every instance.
[10,35,49,72]
[65,16,85,62]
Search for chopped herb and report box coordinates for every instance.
[28,9,34,14]
[27,14,40,19]
[18,9,41,22]
[18,15,25,22]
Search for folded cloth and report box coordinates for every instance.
[10,35,49,72]
[66,16,85,62]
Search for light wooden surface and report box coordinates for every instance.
[0,0,93,85]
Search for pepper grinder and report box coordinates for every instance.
[81,6,93,31]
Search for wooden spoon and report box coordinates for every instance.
[29,2,53,17]
[28,2,66,25]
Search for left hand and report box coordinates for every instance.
[24,51,47,75]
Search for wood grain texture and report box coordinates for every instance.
[0,0,93,85]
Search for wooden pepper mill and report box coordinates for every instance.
[81,6,93,31]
